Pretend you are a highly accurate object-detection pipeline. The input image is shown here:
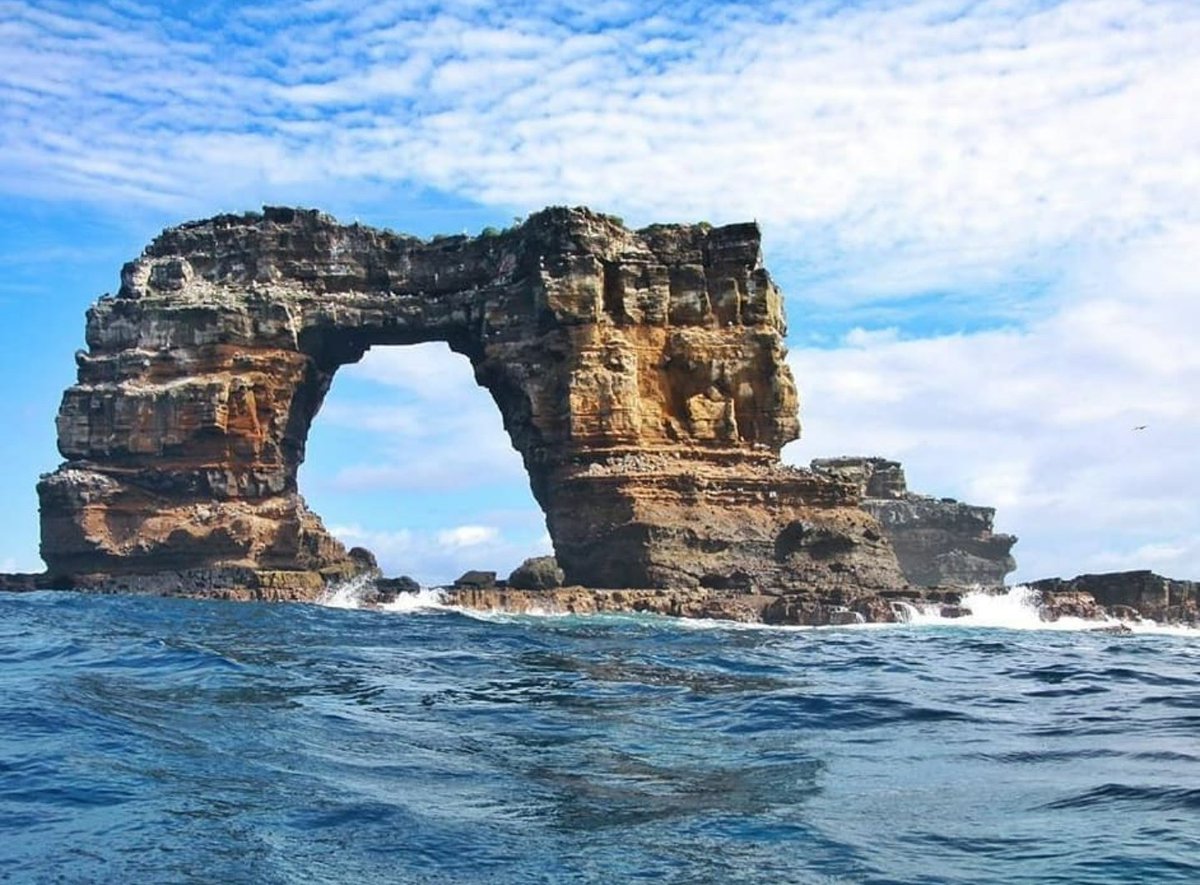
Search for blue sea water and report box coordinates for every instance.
[2,590,1199,884]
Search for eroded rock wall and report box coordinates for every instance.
[40,206,906,595]
[1030,571,1199,624]
[811,457,1017,589]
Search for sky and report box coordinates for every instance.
[1,0,1197,584]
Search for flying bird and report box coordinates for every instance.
[1132,425,1148,431]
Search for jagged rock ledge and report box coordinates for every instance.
[2,569,1196,627]
[442,584,966,625]
[811,457,1016,589]
[1034,571,1200,625]
[0,567,332,601]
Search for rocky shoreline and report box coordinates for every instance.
[12,205,1195,627]
[3,567,1195,629]
[433,569,1199,628]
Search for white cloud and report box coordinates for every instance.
[331,518,550,585]
[307,341,528,493]
[3,0,1199,299]
[436,525,499,548]
[343,342,481,402]
[785,222,1200,582]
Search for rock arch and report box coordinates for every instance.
[39,206,904,597]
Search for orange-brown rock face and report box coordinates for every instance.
[39,206,906,596]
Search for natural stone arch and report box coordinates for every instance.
[39,206,904,597]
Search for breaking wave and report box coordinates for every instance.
[893,585,1198,636]
[319,578,1197,636]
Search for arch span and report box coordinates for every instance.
[38,206,903,597]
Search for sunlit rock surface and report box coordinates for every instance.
[39,206,905,596]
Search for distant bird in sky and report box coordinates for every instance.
[1132,425,1148,431]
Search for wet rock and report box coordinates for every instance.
[347,546,380,575]
[0,573,54,592]
[851,595,897,624]
[67,567,325,601]
[1090,623,1134,635]
[827,609,864,626]
[1037,589,1104,622]
[365,575,420,605]
[939,604,971,619]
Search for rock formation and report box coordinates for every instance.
[508,556,566,591]
[39,206,905,597]
[810,457,1017,588]
[1031,571,1199,624]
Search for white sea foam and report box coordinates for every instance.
[316,572,377,609]
[377,587,449,613]
[316,574,448,613]
[317,577,1196,635]
[893,585,1197,636]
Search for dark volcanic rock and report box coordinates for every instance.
[0,573,55,592]
[454,570,498,589]
[1030,571,1199,624]
[812,457,1016,589]
[508,556,565,591]
[1037,589,1104,622]
[363,575,421,605]
[39,206,907,598]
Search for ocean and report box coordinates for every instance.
[2,589,1198,884]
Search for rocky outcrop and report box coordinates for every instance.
[442,583,977,625]
[508,556,565,590]
[1031,571,1199,624]
[39,206,906,597]
[811,457,1016,589]
[364,575,420,605]
[0,573,55,592]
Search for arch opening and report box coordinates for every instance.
[300,342,551,585]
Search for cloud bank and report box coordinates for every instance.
[4,0,1198,288]
[787,221,1200,580]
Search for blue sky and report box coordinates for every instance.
[2,0,1198,583]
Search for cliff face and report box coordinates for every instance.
[811,457,1017,589]
[40,207,905,595]
[1030,571,1199,624]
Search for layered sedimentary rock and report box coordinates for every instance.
[811,457,1017,588]
[40,206,905,595]
[1031,571,1199,624]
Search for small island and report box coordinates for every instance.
[5,206,1194,627]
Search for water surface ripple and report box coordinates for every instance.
[2,591,1198,883]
